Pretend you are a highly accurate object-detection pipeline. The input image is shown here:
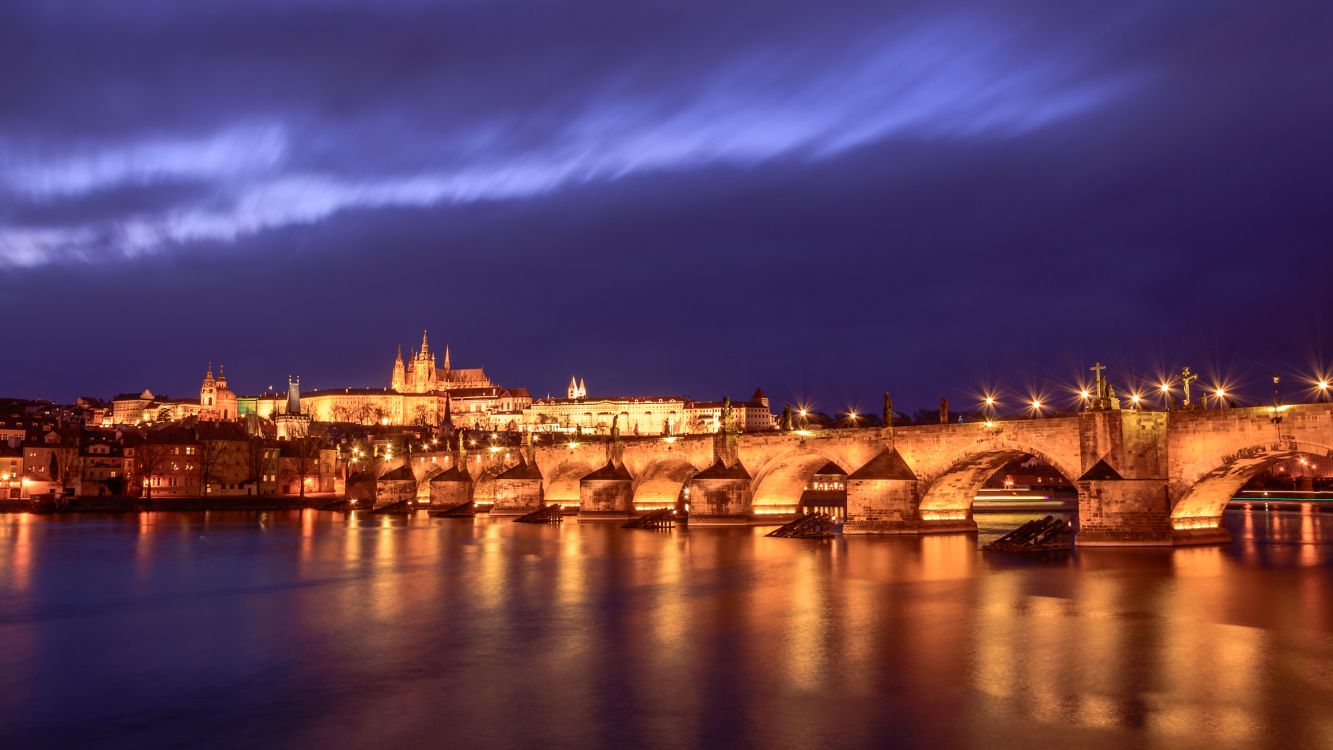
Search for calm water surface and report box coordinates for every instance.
[1,509,1331,749]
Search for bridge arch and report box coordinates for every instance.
[1171,440,1333,528]
[544,459,596,506]
[750,447,853,516]
[469,461,509,506]
[917,444,1081,521]
[631,459,698,511]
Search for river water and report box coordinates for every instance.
[1,508,1330,749]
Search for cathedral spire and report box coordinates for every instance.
[421,329,429,355]
[395,344,403,363]
[443,345,450,370]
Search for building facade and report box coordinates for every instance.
[523,381,774,436]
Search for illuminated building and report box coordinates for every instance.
[523,381,774,435]
[198,364,238,421]
[391,330,493,393]
[238,332,530,428]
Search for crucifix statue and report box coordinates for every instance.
[1181,367,1198,407]
[1090,362,1108,400]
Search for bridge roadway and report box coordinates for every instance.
[395,403,1333,546]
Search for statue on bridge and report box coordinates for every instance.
[721,396,733,434]
[1089,362,1122,410]
[610,414,620,442]
[883,392,893,427]
[780,404,793,431]
[1181,367,1198,409]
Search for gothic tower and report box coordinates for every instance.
[287,375,302,415]
[411,329,436,393]
[391,345,406,392]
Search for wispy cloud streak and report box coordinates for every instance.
[0,18,1140,269]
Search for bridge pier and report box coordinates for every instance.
[1170,524,1233,546]
[686,459,753,526]
[844,448,940,534]
[578,462,634,522]
[1074,461,1174,546]
[490,460,544,516]
[428,465,472,509]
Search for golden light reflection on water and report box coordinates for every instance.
[0,508,1330,749]
[782,550,829,692]
[0,512,33,591]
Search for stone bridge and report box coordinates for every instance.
[399,403,1333,546]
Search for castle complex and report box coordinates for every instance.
[105,329,774,435]
[281,331,530,429]
[390,330,493,393]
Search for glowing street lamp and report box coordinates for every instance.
[1129,393,1142,410]
[1028,399,1044,418]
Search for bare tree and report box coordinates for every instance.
[410,404,431,427]
[197,439,228,496]
[291,437,323,498]
[138,442,172,502]
[246,437,278,495]
[52,444,82,499]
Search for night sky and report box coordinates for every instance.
[2,1,1331,413]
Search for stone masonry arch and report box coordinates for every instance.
[630,459,699,511]
[749,447,857,514]
[544,459,596,506]
[1171,440,1333,528]
[916,446,1081,521]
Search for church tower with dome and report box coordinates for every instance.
[199,363,238,421]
